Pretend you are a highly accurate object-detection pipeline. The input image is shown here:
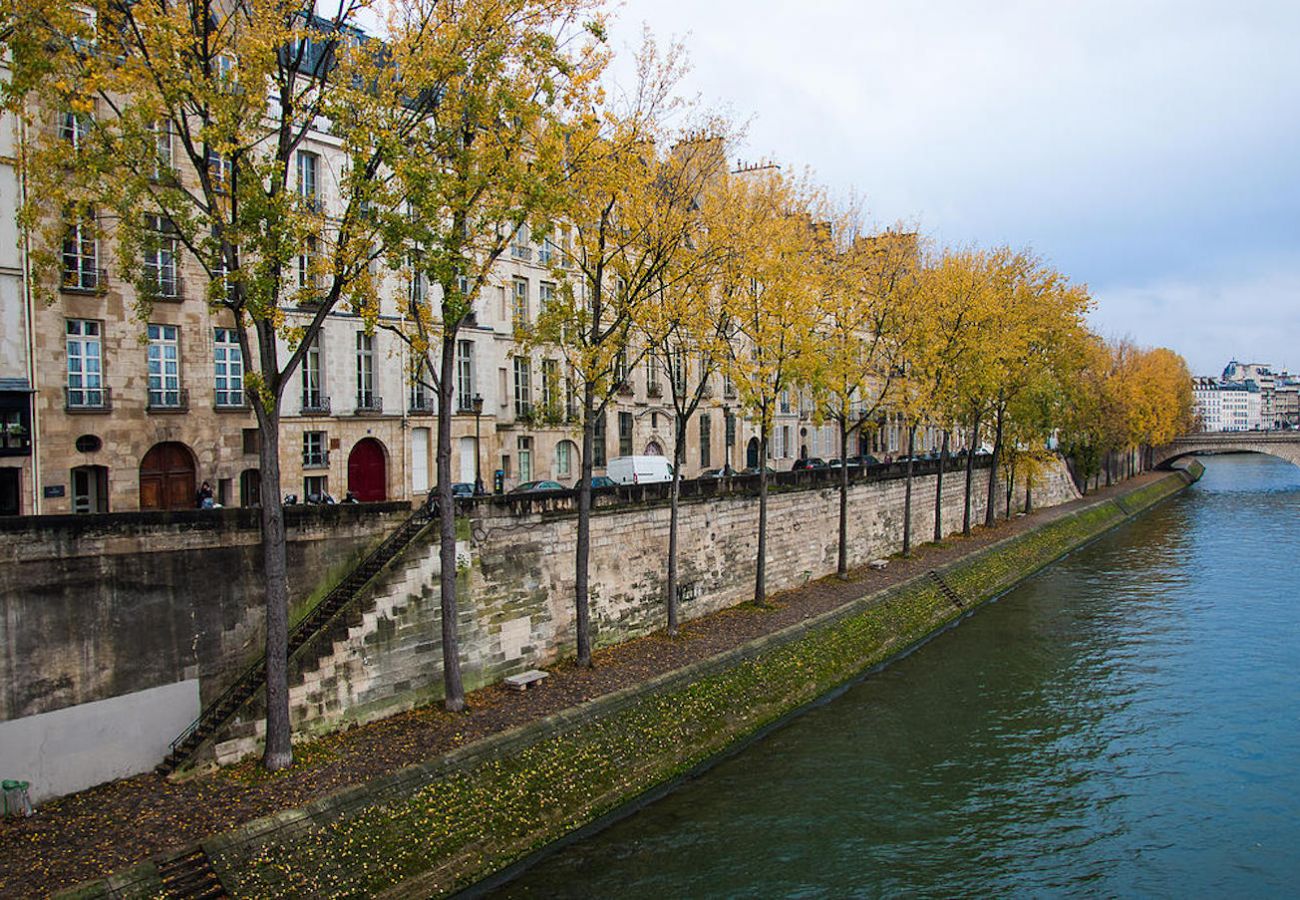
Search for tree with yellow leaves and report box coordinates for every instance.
[535,34,719,665]
[378,0,605,710]
[720,167,823,605]
[1,0,450,769]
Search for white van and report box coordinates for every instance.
[605,455,674,485]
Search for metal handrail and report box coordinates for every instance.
[166,509,429,758]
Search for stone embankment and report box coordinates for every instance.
[61,463,1199,898]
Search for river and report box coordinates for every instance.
[487,454,1300,897]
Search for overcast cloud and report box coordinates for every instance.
[611,0,1300,374]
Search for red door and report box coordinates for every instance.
[347,438,387,501]
[140,442,196,510]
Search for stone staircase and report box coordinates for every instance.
[156,511,431,775]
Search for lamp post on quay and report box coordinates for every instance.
[723,403,733,475]
[472,393,485,495]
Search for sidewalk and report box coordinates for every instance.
[0,475,1162,898]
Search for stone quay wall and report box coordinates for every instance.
[210,455,1081,763]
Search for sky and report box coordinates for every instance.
[610,0,1300,375]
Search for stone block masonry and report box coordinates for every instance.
[204,458,1080,763]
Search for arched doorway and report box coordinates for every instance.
[347,437,387,501]
[239,468,261,507]
[139,442,196,510]
[644,440,663,457]
[746,436,760,469]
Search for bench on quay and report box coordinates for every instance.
[504,669,549,692]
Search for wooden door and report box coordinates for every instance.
[139,442,195,510]
[347,438,387,501]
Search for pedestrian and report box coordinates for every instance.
[196,481,214,509]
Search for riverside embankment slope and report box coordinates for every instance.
[57,463,1200,899]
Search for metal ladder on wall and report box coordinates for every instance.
[156,510,430,775]
[927,569,968,609]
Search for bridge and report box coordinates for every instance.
[1154,432,1300,468]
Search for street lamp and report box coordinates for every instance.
[472,393,485,495]
[723,403,733,475]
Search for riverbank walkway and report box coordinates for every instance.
[0,474,1166,899]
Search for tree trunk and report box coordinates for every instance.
[755,425,769,606]
[933,430,949,542]
[436,334,465,711]
[963,410,980,537]
[574,383,596,667]
[1105,450,1112,487]
[666,421,685,635]
[1025,473,1033,514]
[256,408,292,771]
[837,419,850,578]
[984,405,1005,527]
[1005,457,1015,519]
[902,423,916,556]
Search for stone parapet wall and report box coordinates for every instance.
[207,458,1080,762]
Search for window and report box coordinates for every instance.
[672,349,687,395]
[409,358,431,412]
[699,413,711,468]
[541,359,560,414]
[147,323,181,407]
[593,412,607,468]
[618,411,633,456]
[0,408,31,454]
[207,147,232,192]
[518,436,533,481]
[242,428,260,455]
[539,281,556,317]
[297,150,319,209]
[513,356,532,417]
[304,474,328,500]
[303,431,328,467]
[456,340,475,411]
[409,265,428,304]
[301,337,324,411]
[510,223,531,260]
[614,352,629,388]
[538,235,552,266]
[356,332,375,409]
[646,356,661,395]
[726,410,736,448]
[151,120,173,180]
[556,439,576,478]
[298,234,318,293]
[780,389,791,415]
[214,328,244,407]
[143,216,179,298]
[511,277,528,326]
[66,319,104,407]
[59,109,90,150]
[62,213,99,290]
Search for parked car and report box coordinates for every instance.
[451,482,475,498]
[697,468,726,479]
[574,475,617,490]
[740,465,777,476]
[791,457,828,471]
[508,480,567,494]
[845,454,880,468]
[606,455,674,485]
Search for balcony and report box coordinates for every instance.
[147,387,189,413]
[409,395,436,415]
[301,394,331,415]
[61,267,107,294]
[647,383,663,399]
[145,275,185,303]
[511,244,532,262]
[65,386,112,413]
[354,394,384,415]
[303,449,330,470]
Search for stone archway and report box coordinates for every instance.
[347,437,388,501]
[139,442,196,510]
[746,436,760,469]
[1154,433,1300,470]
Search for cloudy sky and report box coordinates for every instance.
[611,0,1300,375]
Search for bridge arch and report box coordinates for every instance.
[1154,434,1300,470]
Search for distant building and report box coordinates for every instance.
[1192,373,1263,432]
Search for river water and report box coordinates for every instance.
[488,454,1300,898]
